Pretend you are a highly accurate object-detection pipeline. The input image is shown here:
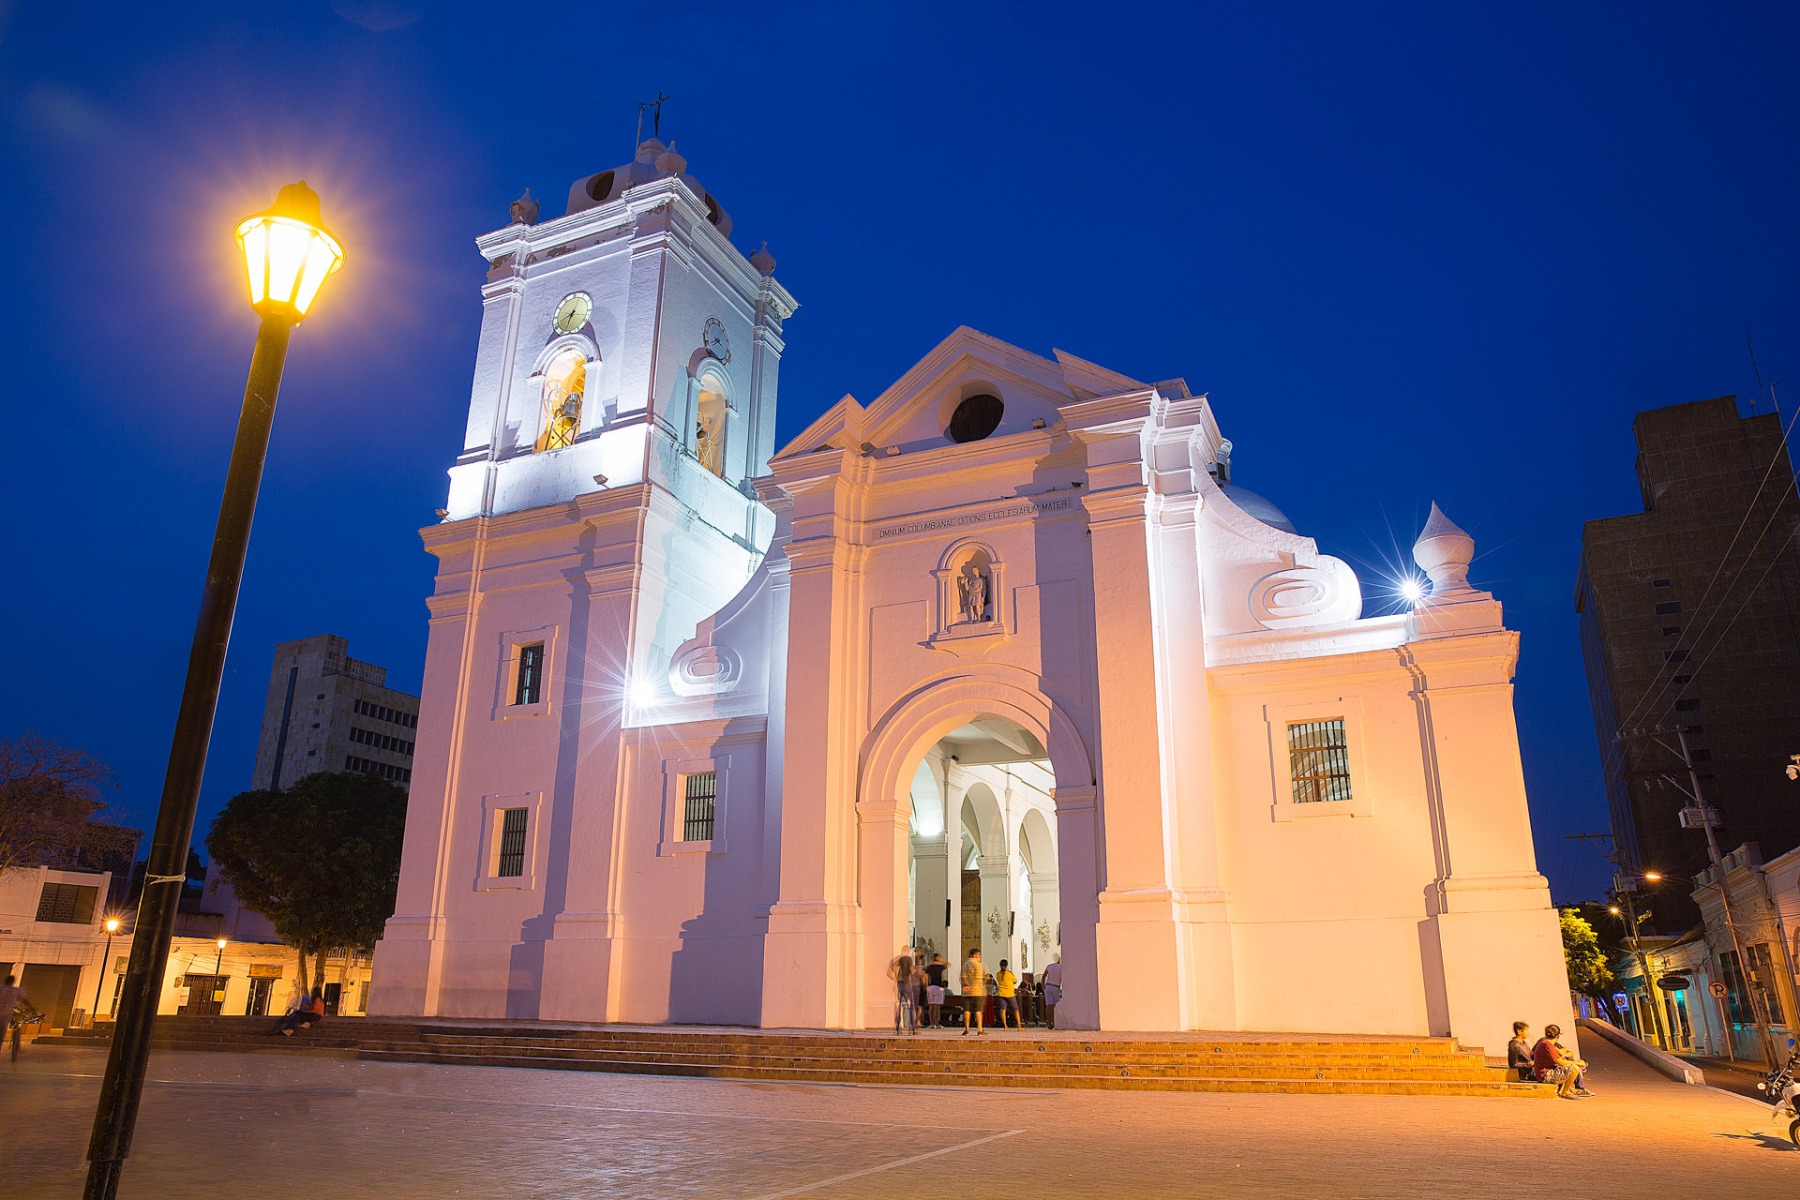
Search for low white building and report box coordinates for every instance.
[369,139,1571,1051]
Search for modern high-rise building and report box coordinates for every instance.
[1577,396,1800,925]
[250,634,420,791]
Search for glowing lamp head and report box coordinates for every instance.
[235,181,344,321]
[1608,905,1621,915]
[217,938,228,950]
[104,917,121,933]
[1399,577,1427,606]
[1643,871,1663,883]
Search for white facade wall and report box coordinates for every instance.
[370,144,1572,1055]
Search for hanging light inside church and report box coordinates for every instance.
[235,181,345,320]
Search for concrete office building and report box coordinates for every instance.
[251,634,421,791]
[1577,397,1800,925]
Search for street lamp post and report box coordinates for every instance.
[1609,885,1670,1049]
[82,182,342,1200]
[89,917,121,1025]
[213,938,227,1014]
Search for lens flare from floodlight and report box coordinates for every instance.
[1399,577,1427,605]
[630,677,659,710]
[1608,905,1621,915]
[1644,871,1663,882]
[235,181,344,320]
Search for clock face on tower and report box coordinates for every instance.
[703,316,731,363]
[553,292,593,334]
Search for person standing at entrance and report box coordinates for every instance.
[960,949,986,1035]
[1041,957,1062,1030]
[889,947,918,1035]
[925,954,949,1028]
[994,959,1021,1030]
[1,974,40,1062]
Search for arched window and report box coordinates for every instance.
[694,371,728,477]
[534,350,585,452]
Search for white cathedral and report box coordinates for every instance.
[369,139,1571,1046]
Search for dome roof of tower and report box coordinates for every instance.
[1219,483,1299,534]
[565,139,733,236]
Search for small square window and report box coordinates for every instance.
[1654,601,1681,615]
[514,643,545,706]
[1286,719,1352,805]
[1662,626,1681,636]
[496,808,528,877]
[1664,650,1689,663]
[36,882,98,924]
[1652,578,1674,588]
[682,772,718,841]
[1674,698,1700,712]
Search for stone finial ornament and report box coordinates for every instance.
[509,188,539,225]
[656,142,687,178]
[636,137,666,163]
[750,241,777,276]
[1412,502,1475,594]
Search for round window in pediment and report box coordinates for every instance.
[948,393,1004,443]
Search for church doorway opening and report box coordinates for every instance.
[902,714,1060,1002]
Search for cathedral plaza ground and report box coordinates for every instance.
[1,1035,1789,1197]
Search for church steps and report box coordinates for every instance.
[353,1049,1540,1097]
[39,1018,1547,1097]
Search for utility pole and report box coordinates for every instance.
[1567,830,1668,1046]
[1672,726,1779,1067]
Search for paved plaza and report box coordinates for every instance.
[0,1036,1791,1197]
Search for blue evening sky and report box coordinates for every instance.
[4,2,1798,903]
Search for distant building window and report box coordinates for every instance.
[496,808,529,878]
[1673,674,1692,685]
[1654,602,1681,615]
[1662,626,1681,636]
[682,771,718,841]
[1674,698,1700,712]
[1652,578,1674,588]
[1664,650,1689,663]
[514,643,545,706]
[1287,719,1353,805]
[1690,748,1712,762]
[36,882,99,924]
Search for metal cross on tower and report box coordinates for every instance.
[636,92,672,146]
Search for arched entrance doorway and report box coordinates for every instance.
[857,679,1096,1030]
[898,718,1060,983]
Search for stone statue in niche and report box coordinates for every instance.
[956,562,992,624]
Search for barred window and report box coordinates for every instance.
[682,771,717,841]
[37,882,99,924]
[496,807,529,878]
[1287,719,1353,805]
[514,643,545,706]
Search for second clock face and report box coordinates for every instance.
[553,292,592,334]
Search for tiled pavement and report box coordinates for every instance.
[1,1034,1791,1198]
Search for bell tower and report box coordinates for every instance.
[372,140,797,1021]
[447,138,795,522]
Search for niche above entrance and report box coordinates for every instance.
[926,539,1010,656]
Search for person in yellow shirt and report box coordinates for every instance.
[994,959,1021,1030]
[959,949,986,1035]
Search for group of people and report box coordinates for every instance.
[888,947,1063,1035]
[1507,1021,1593,1099]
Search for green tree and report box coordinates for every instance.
[0,732,128,876]
[1560,907,1614,1007]
[206,771,407,992]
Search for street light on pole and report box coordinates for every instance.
[213,939,227,1012]
[90,917,121,1025]
[82,182,343,1200]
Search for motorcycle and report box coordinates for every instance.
[1756,1038,1800,1146]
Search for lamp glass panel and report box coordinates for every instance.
[239,222,271,304]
